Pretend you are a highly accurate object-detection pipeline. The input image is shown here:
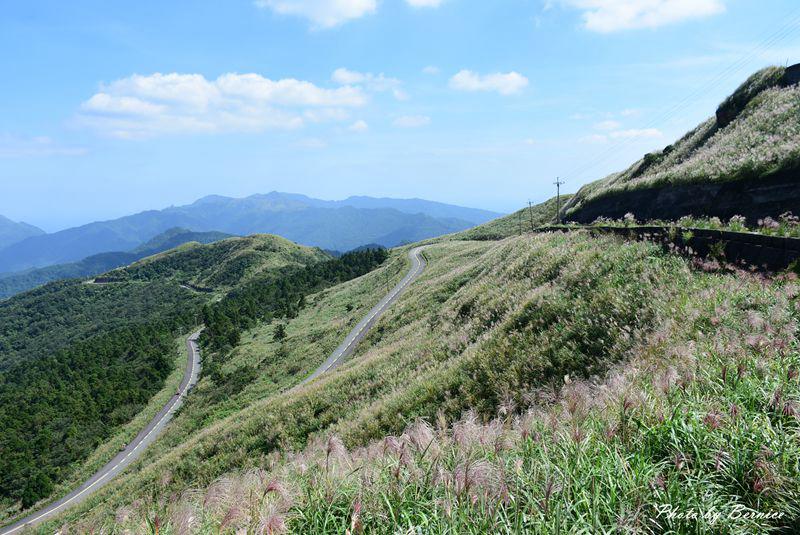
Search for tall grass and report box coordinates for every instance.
[48,233,800,533]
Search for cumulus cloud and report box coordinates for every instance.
[560,0,725,33]
[449,70,529,95]
[422,65,440,75]
[393,115,431,128]
[0,134,87,158]
[406,0,445,7]
[255,0,377,28]
[332,68,408,100]
[79,72,367,138]
[348,119,369,132]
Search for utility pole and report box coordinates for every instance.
[554,177,566,224]
[518,209,523,236]
[527,200,536,233]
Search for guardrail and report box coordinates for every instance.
[537,225,800,272]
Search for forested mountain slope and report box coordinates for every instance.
[564,65,800,223]
[0,235,334,518]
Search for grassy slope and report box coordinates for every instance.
[449,195,572,241]
[107,233,329,291]
[0,229,233,301]
[564,66,800,216]
[43,229,799,533]
[0,235,328,525]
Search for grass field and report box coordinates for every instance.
[447,195,571,241]
[38,229,800,533]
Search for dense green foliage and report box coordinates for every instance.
[0,323,190,508]
[0,280,203,369]
[0,273,205,508]
[0,234,327,517]
[200,248,389,358]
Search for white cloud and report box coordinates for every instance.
[255,0,377,28]
[422,65,440,75]
[406,0,445,7]
[560,0,725,33]
[523,138,537,146]
[594,119,621,130]
[449,70,529,95]
[349,119,369,132]
[331,67,368,85]
[0,134,87,158]
[79,72,367,138]
[332,68,408,100]
[393,115,431,128]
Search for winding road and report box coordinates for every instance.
[0,245,427,533]
[303,246,427,384]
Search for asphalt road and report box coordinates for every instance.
[0,330,203,535]
[302,246,428,384]
[1,246,428,533]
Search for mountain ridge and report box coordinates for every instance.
[0,193,500,273]
[0,228,233,299]
[0,214,45,252]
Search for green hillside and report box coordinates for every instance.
[0,228,232,300]
[0,235,333,517]
[40,230,800,534]
[564,66,800,222]
[104,234,329,291]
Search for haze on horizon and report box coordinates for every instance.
[2,0,800,231]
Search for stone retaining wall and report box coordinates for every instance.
[538,225,800,271]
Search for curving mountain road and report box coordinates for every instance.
[302,246,427,384]
[1,246,427,533]
[0,331,203,535]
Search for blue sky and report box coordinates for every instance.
[1,0,799,231]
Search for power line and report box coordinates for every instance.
[554,178,565,224]
[562,6,800,184]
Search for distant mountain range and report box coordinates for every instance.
[0,193,501,274]
[0,215,44,251]
[0,228,233,299]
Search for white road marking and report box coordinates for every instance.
[310,247,426,379]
